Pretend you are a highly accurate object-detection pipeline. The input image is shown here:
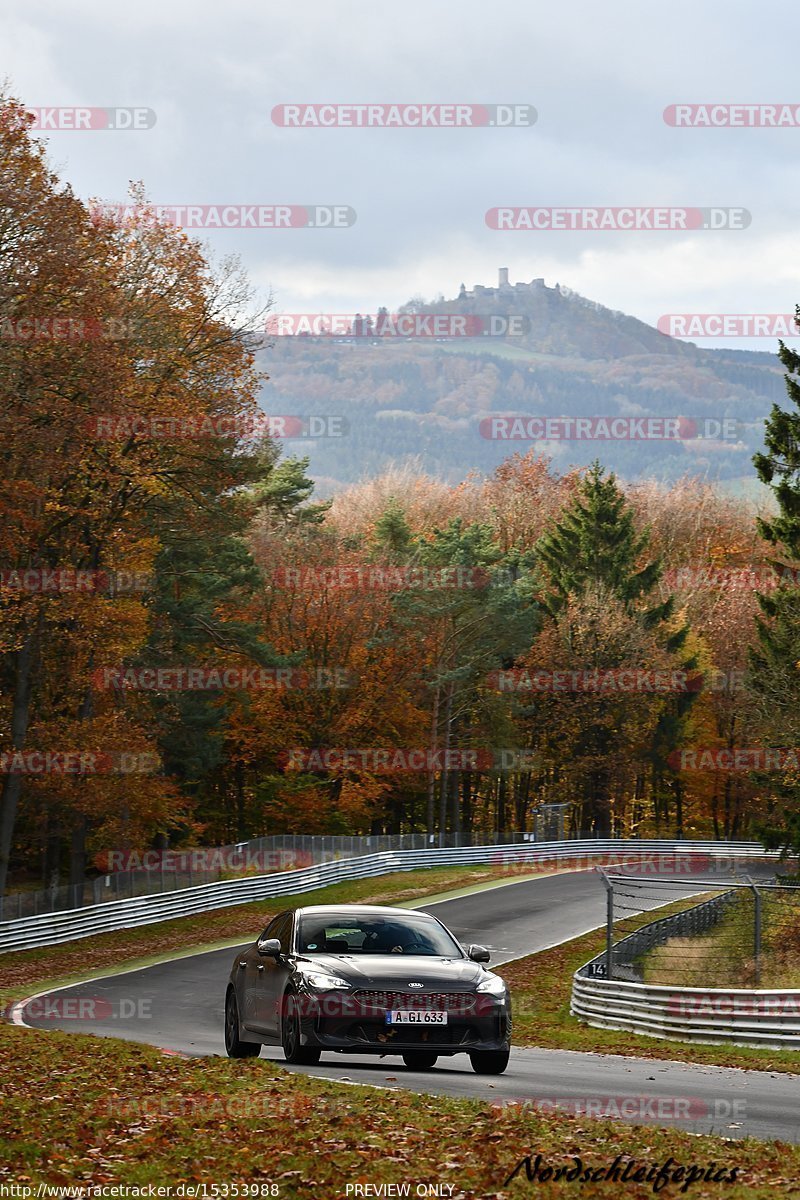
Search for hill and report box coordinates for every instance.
[257,271,787,492]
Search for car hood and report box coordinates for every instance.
[296,954,489,988]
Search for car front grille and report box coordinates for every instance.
[349,1021,478,1046]
[352,990,476,1014]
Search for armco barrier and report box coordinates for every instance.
[0,839,775,954]
[571,891,800,1050]
[1,825,568,920]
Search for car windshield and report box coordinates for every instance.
[297,913,464,957]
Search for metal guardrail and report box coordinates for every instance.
[571,889,800,1049]
[0,838,773,954]
[1,822,571,920]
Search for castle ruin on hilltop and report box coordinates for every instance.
[458,267,557,300]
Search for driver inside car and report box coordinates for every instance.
[367,922,432,954]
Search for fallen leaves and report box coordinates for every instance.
[0,1019,792,1197]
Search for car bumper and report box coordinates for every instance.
[295,992,511,1055]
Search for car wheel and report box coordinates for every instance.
[281,992,322,1065]
[469,1049,510,1075]
[224,988,261,1058]
[401,1051,438,1070]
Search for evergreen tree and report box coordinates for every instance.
[537,462,667,624]
[134,453,325,835]
[371,499,415,561]
[249,454,331,526]
[751,319,800,853]
[535,463,694,835]
[377,515,539,839]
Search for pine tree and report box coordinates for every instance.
[371,499,415,561]
[750,319,800,853]
[537,462,667,623]
[535,463,694,835]
[249,455,331,526]
[370,513,539,839]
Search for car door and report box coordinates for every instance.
[241,915,284,1034]
[257,911,295,1036]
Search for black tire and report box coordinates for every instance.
[469,1048,510,1075]
[402,1051,438,1070]
[281,992,322,1065]
[224,988,261,1058]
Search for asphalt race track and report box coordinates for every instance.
[18,863,800,1143]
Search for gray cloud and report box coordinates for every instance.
[3,0,800,345]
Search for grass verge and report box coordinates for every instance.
[502,899,800,1074]
[2,869,799,1193]
[1,1020,797,1196]
[642,892,800,989]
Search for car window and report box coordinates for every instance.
[262,913,283,939]
[297,913,463,957]
[262,911,291,947]
[269,912,293,954]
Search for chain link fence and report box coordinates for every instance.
[590,868,800,988]
[1,805,571,920]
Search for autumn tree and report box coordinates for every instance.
[533,463,695,835]
[0,95,268,890]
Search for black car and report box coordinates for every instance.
[224,903,511,1074]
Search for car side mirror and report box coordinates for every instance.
[257,937,282,957]
[468,944,490,963]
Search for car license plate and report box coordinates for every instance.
[386,1010,447,1025]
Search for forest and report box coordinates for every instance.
[3,94,800,896]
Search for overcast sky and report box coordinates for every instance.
[4,0,800,348]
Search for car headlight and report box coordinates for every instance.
[476,974,507,996]
[302,972,351,990]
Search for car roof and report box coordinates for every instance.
[294,904,433,918]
